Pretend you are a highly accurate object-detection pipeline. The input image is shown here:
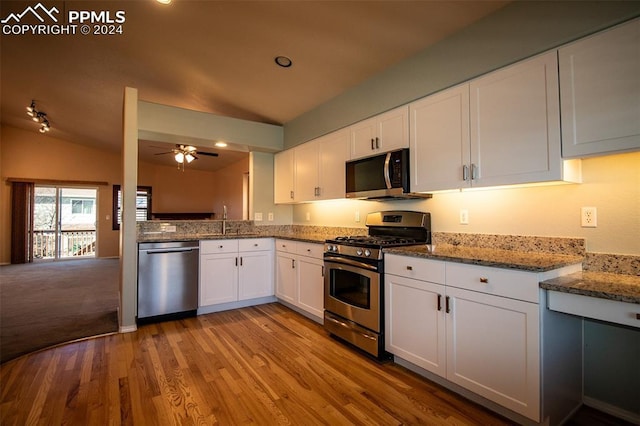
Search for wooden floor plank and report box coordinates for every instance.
[1,303,518,425]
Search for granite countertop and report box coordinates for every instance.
[384,243,584,272]
[540,271,640,304]
[137,231,331,244]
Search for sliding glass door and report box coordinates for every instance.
[33,186,97,260]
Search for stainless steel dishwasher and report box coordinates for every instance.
[138,241,199,322]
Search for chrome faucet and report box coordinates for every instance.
[222,205,228,235]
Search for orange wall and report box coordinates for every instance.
[0,125,122,262]
[1,124,249,263]
[137,157,248,219]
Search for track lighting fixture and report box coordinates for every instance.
[26,100,51,133]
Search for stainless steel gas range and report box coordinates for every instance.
[323,210,431,358]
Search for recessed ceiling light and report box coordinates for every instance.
[156,0,171,4]
[215,141,228,148]
[275,56,292,68]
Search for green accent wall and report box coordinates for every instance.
[284,1,640,148]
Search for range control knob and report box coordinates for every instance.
[364,249,371,257]
[356,248,363,256]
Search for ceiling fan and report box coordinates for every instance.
[155,144,219,170]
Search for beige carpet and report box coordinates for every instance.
[0,258,120,363]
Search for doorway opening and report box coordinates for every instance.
[33,186,98,260]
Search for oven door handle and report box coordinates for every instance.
[324,256,379,272]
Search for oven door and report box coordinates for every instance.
[324,256,380,333]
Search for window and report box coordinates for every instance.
[71,199,94,215]
[112,185,152,230]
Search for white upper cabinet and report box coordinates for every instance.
[294,129,349,202]
[559,18,640,158]
[350,105,409,159]
[274,148,295,204]
[318,129,350,200]
[411,84,470,192]
[410,52,579,192]
[293,141,318,202]
[470,51,576,187]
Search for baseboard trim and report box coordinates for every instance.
[583,396,640,424]
[119,325,137,333]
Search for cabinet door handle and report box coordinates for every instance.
[321,266,325,277]
[463,164,469,181]
[235,257,238,266]
[406,265,413,271]
[375,137,380,149]
[445,296,451,314]
[437,294,442,311]
[471,163,478,180]
[240,257,243,266]
[636,313,640,320]
[370,138,375,150]
[479,277,489,284]
[290,190,294,199]
[291,259,295,269]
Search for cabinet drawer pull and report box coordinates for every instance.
[479,277,489,284]
[219,245,224,249]
[406,265,413,271]
[254,243,259,247]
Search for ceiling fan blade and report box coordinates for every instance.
[198,151,219,157]
[154,151,173,155]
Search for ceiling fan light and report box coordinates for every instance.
[185,153,195,163]
[32,115,40,122]
[39,127,46,133]
[174,152,185,163]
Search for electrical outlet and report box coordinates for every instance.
[254,212,263,221]
[459,209,469,225]
[268,212,274,221]
[355,211,360,222]
[581,207,597,227]
[305,212,311,221]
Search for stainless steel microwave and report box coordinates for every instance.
[345,148,431,200]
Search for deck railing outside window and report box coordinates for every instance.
[33,230,96,259]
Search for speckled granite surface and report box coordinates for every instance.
[384,244,584,272]
[137,223,639,303]
[540,272,640,304]
[432,232,585,256]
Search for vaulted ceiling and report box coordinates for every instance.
[1,0,508,170]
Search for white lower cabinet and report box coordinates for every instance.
[275,239,324,321]
[445,285,539,420]
[385,254,582,424]
[199,239,273,308]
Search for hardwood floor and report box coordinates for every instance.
[1,303,512,425]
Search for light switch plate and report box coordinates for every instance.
[254,212,263,221]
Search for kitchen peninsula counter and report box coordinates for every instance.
[540,271,640,304]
